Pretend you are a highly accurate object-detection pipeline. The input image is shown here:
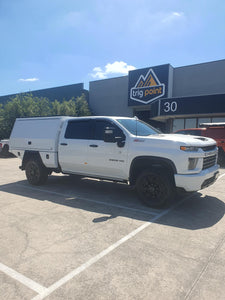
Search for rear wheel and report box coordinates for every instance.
[25,160,48,185]
[136,169,174,208]
[0,144,10,157]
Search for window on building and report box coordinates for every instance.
[185,118,197,128]
[198,118,211,127]
[212,117,225,123]
[172,119,185,132]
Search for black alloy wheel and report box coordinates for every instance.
[25,160,48,185]
[136,169,173,208]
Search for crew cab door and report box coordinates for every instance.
[58,119,91,174]
[86,119,128,180]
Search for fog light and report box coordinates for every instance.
[188,158,198,170]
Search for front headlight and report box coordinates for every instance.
[180,146,199,152]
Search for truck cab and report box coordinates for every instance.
[58,117,128,180]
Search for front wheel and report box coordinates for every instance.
[136,169,174,208]
[25,160,48,185]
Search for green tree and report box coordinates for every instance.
[75,93,91,116]
[35,97,51,116]
[0,92,91,139]
[0,95,23,138]
[59,98,77,116]
[51,100,61,116]
[20,94,37,117]
[51,94,91,116]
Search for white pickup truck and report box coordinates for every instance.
[9,116,219,207]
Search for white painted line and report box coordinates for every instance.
[218,173,225,180]
[0,262,47,294]
[16,183,160,216]
[32,197,187,300]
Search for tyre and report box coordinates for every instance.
[136,169,174,208]
[0,144,9,157]
[3,144,9,153]
[25,159,48,185]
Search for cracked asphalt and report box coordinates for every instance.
[0,158,225,299]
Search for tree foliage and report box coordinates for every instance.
[0,93,91,139]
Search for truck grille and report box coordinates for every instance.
[201,145,217,152]
[202,155,217,170]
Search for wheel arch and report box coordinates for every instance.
[129,156,177,186]
[21,151,43,170]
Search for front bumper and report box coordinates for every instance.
[174,164,219,192]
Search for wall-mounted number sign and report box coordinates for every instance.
[163,101,178,113]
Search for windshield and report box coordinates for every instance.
[117,119,160,136]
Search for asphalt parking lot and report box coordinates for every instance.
[1,158,225,300]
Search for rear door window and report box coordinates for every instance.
[65,120,91,139]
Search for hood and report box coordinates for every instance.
[142,133,216,147]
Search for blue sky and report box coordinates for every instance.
[0,0,225,96]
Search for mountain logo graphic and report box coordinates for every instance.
[130,68,165,104]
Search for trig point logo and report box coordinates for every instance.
[130,69,165,104]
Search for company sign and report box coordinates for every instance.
[128,65,169,106]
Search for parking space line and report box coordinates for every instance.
[16,183,160,216]
[32,196,189,300]
[218,173,225,180]
[0,262,47,294]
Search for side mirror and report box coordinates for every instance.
[104,127,126,147]
[115,136,126,148]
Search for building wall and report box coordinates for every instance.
[173,59,225,97]
[0,83,87,104]
[89,76,133,117]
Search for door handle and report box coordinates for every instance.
[89,144,98,148]
[60,143,68,146]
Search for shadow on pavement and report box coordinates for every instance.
[157,192,225,230]
[0,152,15,158]
[0,174,224,230]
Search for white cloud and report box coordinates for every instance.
[162,11,185,24]
[91,61,136,79]
[19,78,39,82]
[91,67,107,79]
